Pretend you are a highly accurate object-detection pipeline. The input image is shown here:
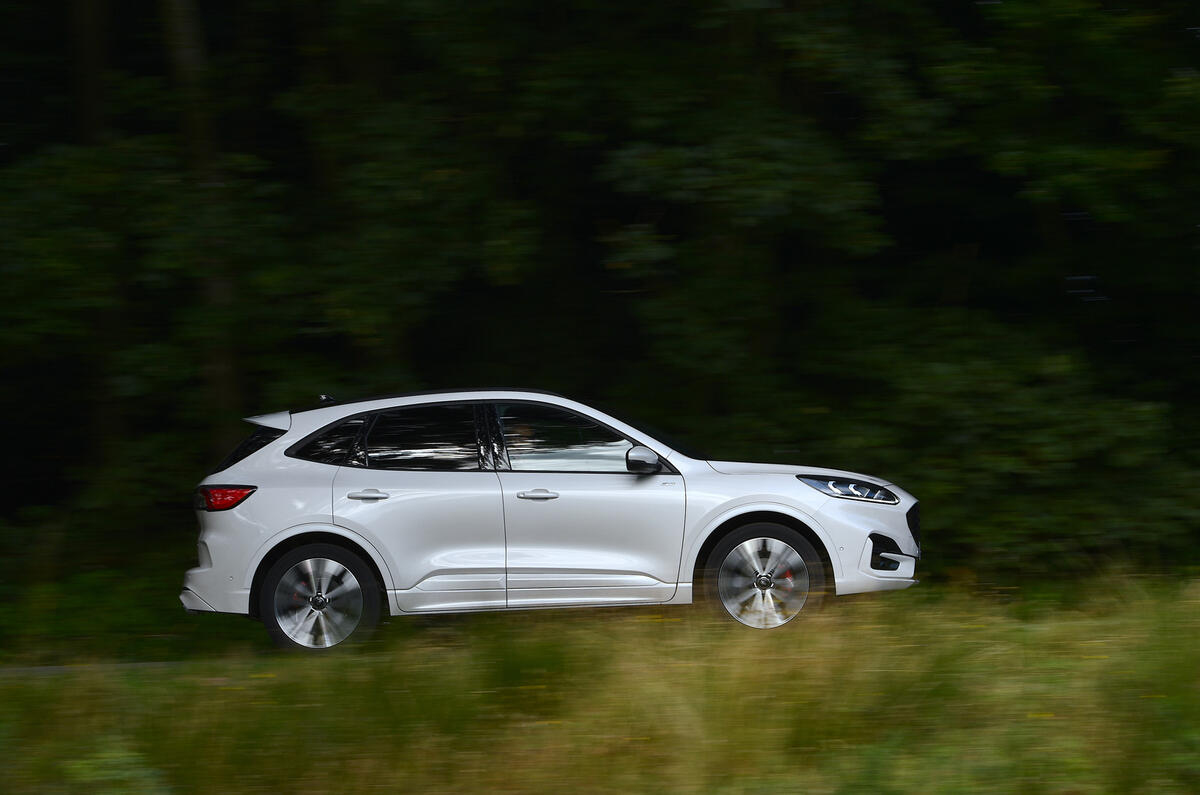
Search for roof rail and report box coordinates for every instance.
[291,387,567,413]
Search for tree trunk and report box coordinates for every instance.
[162,0,242,455]
[71,0,106,143]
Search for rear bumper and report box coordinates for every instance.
[180,587,216,613]
[180,560,251,614]
[179,519,255,615]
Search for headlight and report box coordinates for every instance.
[797,475,898,504]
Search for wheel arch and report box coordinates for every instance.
[248,529,391,620]
[688,509,836,587]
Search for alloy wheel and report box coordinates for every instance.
[272,557,364,648]
[716,537,810,628]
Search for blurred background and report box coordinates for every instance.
[0,1,1198,789]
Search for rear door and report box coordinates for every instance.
[490,401,686,608]
[330,403,506,613]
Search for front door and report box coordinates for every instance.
[490,401,686,608]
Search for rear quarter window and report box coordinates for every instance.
[289,416,368,466]
[212,426,286,473]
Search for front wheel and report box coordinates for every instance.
[703,523,826,629]
[259,543,381,650]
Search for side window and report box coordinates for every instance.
[496,403,633,472]
[365,404,481,471]
[292,416,367,466]
[212,425,285,473]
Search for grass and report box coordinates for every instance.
[1,578,1198,793]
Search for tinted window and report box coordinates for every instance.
[292,417,367,466]
[212,425,285,473]
[365,404,481,471]
[497,403,632,472]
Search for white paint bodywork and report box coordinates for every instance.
[499,469,684,607]
[181,390,919,618]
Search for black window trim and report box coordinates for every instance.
[486,400,680,476]
[285,400,490,472]
[285,398,679,475]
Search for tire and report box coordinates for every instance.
[259,543,381,650]
[702,522,826,629]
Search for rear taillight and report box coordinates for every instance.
[195,485,257,511]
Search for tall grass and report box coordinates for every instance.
[2,579,1197,793]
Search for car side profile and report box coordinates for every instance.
[181,389,920,649]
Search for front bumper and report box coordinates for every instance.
[815,490,921,596]
[837,533,919,593]
[835,536,919,595]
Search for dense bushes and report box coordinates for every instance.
[0,0,1196,581]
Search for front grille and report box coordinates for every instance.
[906,503,921,550]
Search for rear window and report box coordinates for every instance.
[365,404,481,471]
[212,426,285,473]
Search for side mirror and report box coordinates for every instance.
[626,445,662,474]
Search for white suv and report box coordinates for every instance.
[181,389,919,648]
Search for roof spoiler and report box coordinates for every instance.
[243,411,291,431]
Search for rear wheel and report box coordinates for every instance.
[703,523,826,629]
[259,543,380,650]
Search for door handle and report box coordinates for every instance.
[347,489,389,500]
[516,489,559,501]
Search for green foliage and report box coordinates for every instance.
[801,306,1195,571]
[1,583,1198,792]
[0,0,1196,588]
[62,737,171,795]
